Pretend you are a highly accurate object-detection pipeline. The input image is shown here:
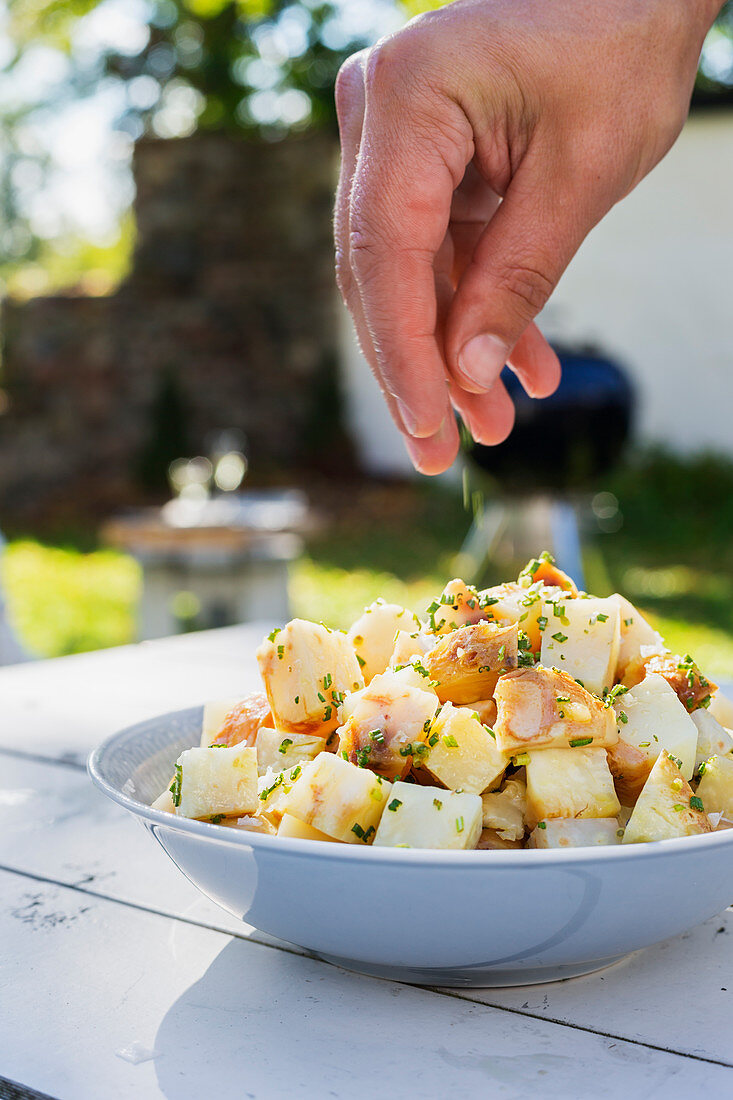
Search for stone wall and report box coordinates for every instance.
[0,131,342,525]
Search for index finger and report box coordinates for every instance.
[348,48,473,440]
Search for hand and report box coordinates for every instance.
[335,0,720,474]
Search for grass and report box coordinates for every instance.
[3,450,733,682]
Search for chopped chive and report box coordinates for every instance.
[619,712,629,724]
[690,795,704,812]
[456,816,464,834]
[672,804,685,812]
[278,738,293,754]
[551,632,568,643]
[442,734,459,748]
[433,798,443,810]
[569,737,593,747]
[356,654,366,668]
[169,764,183,808]
[537,616,548,632]
[388,799,402,812]
[513,753,530,766]
[596,613,608,623]
[370,729,385,744]
[351,822,366,839]
[267,628,281,642]
[277,645,285,660]
[537,821,547,830]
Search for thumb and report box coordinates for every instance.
[446,165,598,395]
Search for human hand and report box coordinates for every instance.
[335,0,721,473]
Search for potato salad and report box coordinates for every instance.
[152,553,733,850]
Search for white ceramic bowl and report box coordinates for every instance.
[89,706,733,987]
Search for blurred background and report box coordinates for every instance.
[0,0,732,674]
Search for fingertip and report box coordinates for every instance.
[451,380,516,447]
[403,416,460,475]
[508,325,561,399]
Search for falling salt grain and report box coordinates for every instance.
[115,1041,158,1065]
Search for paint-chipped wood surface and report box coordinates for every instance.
[1,631,731,1099]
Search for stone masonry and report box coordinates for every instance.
[0,131,340,524]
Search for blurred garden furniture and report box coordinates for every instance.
[1,631,731,1097]
[459,346,634,587]
[103,489,308,641]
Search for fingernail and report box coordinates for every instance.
[458,334,510,391]
[396,398,420,436]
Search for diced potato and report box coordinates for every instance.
[389,629,436,670]
[425,578,485,634]
[173,743,258,820]
[476,829,524,850]
[257,764,303,826]
[525,747,620,829]
[517,552,578,595]
[424,703,509,794]
[624,651,717,713]
[528,819,621,849]
[201,692,271,747]
[255,728,327,775]
[372,781,482,849]
[710,690,733,728]
[494,666,617,754]
[622,751,712,844]
[481,777,526,840]
[277,813,336,841]
[696,754,733,819]
[348,600,419,683]
[281,752,390,843]
[472,698,497,727]
[476,581,561,653]
[609,594,664,679]
[539,596,620,696]
[692,709,733,769]
[425,621,519,704]
[614,673,698,780]
[337,670,439,779]
[151,788,175,813]
[607,737,654,806]
[256,619,364,737]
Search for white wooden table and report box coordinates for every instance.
[1,627,731,1100]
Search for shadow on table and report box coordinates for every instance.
[151,936,672,1100]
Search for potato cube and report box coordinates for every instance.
[257,764,303,826]
[695,754,733,820]
[614,673,698,780]
[372,781,482,849]
[424,578,486,634]
[256,728,326,775]
[525,747,620,829]
[256,619,364,737]
[151,788,175,813]
[692,709,733,769]
[475,581,563,653]
[528,819,621,849]
[173,743,258,820]
[281,752,390,843]
[626,652,717,713]
[389,629,437,670]
[606,737,654,806]
[481,777,526,840]
[539,596,620,696]
[337,670,439,779]
[425,621,519,704]
[476,829,524,850]
[348,600,420,683]
[622,752,712,843]
[201,692,271,747]
[710,690,733,728]
[424,703,509,794]
[609,594,664,679]
[494,666,617,754]
[277,813,336,842]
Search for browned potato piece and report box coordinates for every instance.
[494,666,617,754]
[607,738,654,806]
[476,829,524,850]
[337,671,439,780]
[517,553,579,596]
[623,651,716,712]
[475,581,554,653]
[425,621,518,704]
[205,692,272,748]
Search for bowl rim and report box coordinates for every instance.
[88,708,733,869]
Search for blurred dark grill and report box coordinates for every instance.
[468,346,634,489]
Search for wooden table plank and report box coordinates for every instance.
[0,625,267,765]
[1,868,730,1100]
[1,751,732,1066]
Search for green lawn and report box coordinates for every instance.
[4,452,733,682]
